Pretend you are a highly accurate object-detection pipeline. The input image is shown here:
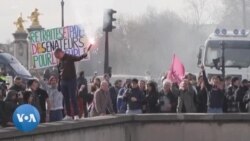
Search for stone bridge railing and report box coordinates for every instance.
[1,114,250,141]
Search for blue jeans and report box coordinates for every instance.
[50,110,63,122]
[126,109,142,115]
[207,108,223,113]
[61,79,79,116]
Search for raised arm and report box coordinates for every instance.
[33,68,49,91]
[201,65,212,91]
[66,53,88,62]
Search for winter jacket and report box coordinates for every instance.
[117,88,127,113]
[177,88,197,113]
[3,91,19,125]
[0,101,6,127]
[9,84,25,93]
[90,89,114,117]
[226,86,240,113]
[145,92,159,113]
[123,87,145,111]
[196,86,208,113]
[236,86,248,112]
[202,70,224,109]
[158,90,177,113]
[77,76,88,95]
[243,90,250,112]
[109,86,120,113]
[58,53,87,81]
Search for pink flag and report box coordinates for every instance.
[166,54,185,83]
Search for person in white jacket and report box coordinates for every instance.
[34,69,64,122]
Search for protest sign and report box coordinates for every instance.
[29,25,90,69]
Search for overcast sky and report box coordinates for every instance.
[1,0,221,43]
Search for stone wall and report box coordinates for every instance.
[1,114,250,141]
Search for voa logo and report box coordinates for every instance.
[13,104,40,132]
[17,113,37,123]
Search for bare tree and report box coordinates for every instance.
[188,0,206,28]
[185,0,220,29]
[219,0,250,28]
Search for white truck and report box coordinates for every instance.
[198,29,250,80]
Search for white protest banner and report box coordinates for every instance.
[29,25,90,69]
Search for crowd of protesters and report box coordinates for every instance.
[1,51,250,128]
[90,65,250,115]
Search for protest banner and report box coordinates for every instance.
[28,25,90,69]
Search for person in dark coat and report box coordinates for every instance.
[177,79,197,113]
[196,75,208,113]
[123,78,145,114]
[139,80,146,95]
[22,91,33,104]
[54,48,88,120]
[158,80,177,113]
[236,79,249,112]
[77,71,88,118]
[9,76,25,93]
[117,79,131,114]
[139,80,147,113]
[2,90,20,127]
[226,77,240,113]
[37,87,50,123]
[77,71,88,94]
[27,79,43,121]
[145,81,159,113]
[109,79,122,113]
[0,90,6,127]
[201,65,224,113]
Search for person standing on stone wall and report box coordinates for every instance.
[54,48,88,120]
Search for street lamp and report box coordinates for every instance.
[61,0,64,27]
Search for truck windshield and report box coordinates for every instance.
[204,40,250,68]
[10,63,31,77]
